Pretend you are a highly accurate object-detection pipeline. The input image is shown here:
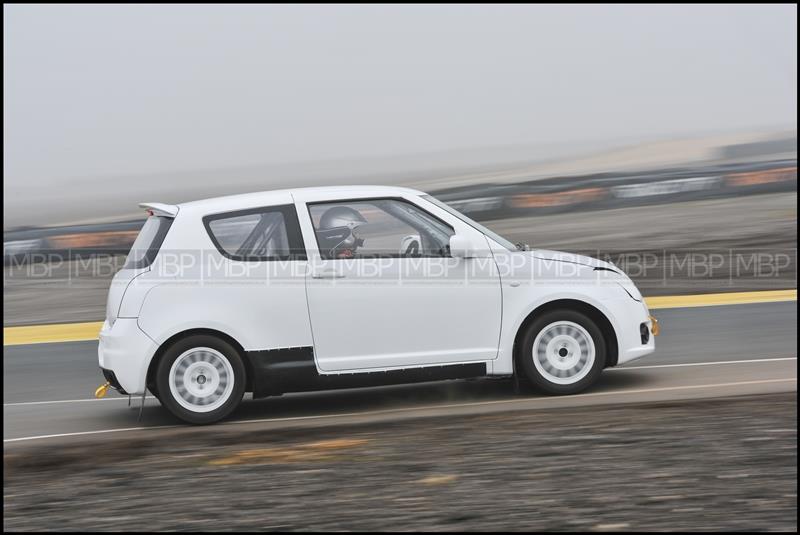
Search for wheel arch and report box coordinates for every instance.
[512,298,619,374]
[145,328,255,395]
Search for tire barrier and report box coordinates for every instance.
[436,159,796,219]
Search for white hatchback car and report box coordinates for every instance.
[98,186,656,423]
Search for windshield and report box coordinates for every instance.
[124,216,173,269]
[422,195,518,251]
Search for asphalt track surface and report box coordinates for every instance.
[3,300,796,445]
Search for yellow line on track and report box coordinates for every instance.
[2,289,796,346]
[4,321,104,346]
[645,289,797,310]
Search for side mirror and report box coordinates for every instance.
[449,235,474,258]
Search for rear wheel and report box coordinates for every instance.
[519,309,606,395]
[156,335,246,424]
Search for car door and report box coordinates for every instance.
[300,196,502,372]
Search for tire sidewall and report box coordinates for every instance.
[156,335,246,424]
[520,309,606,395]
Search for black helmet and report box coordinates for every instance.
[317,206,367,258]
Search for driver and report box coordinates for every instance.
[316,206,367,259]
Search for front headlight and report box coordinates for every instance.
[616,272,643,302]
[594,264,642,302]
[616,281,642,302]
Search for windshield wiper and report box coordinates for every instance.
[515,242,531,251]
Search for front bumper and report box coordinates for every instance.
[602,295,656,366]
[97,318,158,395]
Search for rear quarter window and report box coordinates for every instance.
[203,205,307,261]
[124,216,173,269]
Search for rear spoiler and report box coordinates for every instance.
[138,203,179,218]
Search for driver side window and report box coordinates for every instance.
[309,199,454,260]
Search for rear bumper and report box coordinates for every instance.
[97,318,158,395]
[100,368,128,396]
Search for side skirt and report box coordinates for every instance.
[247,347,488,398]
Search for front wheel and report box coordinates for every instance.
[156,335,246,424]
[519,309,606,395]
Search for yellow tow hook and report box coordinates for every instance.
[649,315,660,336]
[95,382,111,399]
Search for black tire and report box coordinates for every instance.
[519,309,606,395]
[147,383,162,404]
[155,335,246,424]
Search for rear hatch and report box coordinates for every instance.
[106,204,177,325]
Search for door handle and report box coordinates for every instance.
[311,270,346,279]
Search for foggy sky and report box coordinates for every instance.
[3,4,797,192]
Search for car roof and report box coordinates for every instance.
[175,185,427,216]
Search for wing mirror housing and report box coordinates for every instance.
[450,235,490,258]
